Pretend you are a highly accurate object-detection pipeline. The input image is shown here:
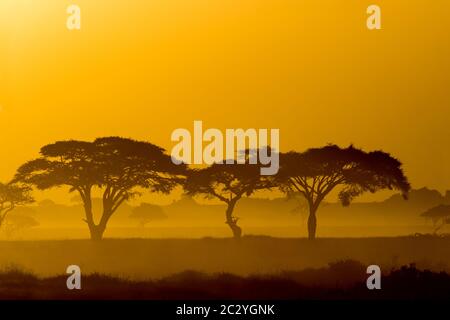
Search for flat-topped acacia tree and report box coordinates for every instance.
[276,145,411,240]
[421,204,450,234]
[184,162,273,238]
[14,137,186,240]
[0,182,34,229]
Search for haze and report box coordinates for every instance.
[0,0,449,205]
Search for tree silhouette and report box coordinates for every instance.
[3,214,39,238]
[0,183,34,229]
[14,137,186,240]
[421,204,450,234]
[275,145,411,240]
[184,162,273,238]
[130,203,167,227]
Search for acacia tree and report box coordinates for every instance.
[130,203,167,227]
[14,137,186,240]
[0,183,34,229]
[184,163,273,238]
[3,214,39,238]
[421,204,450,234]
[276,145,411,240]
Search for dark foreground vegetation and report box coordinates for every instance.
[1,261,449,300]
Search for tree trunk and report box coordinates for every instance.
[225,201,242,239]
[82,198,109,241]
[79,187,115,241]
[307,206,317,240]
[88,223,107,241]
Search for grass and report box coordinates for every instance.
[1,261,449,299]
[1,236,449,299]
[1,236,449,280]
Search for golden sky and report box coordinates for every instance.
[0,0,449,203]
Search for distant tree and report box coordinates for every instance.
[14,137,186,240]
[38,199,57,207]
[0,183,34,229]
[3,214,39,238]
[275,145,411,240]
[421,204,450,234]
[184,163,273,238]
[130,203,167,227]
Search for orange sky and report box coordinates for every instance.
[0,0,449,204]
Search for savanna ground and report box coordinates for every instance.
[0,236,449,299]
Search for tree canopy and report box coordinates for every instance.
[184,162,273,238]
[0,182,34,229]
[130,203,168,227]
[275,145,411,239]
[14,137,186,240]
[421,204,450,234]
